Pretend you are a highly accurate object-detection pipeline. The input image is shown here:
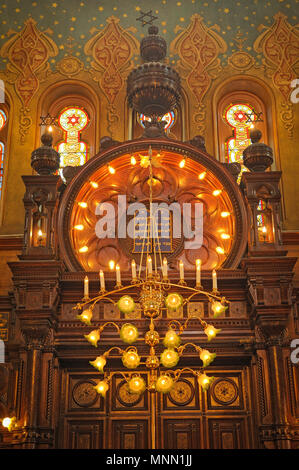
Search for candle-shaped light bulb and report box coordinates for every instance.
[84,275,89,298]
[196,259,201,286]
[162,257,168,279]
[212,269,217,291]
[147,256,152,276]
[116,264,121,285]
[99,270,105,291]
[131,259,137,280]
[179,260,184,281]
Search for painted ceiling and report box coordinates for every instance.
[0,0,298,69]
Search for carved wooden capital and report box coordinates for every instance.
[21,324,52,350]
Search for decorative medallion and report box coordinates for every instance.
[168,379,194,406]
[56,56,84,78]
[117,380,143,407]
[211,378,238,405]
[228,52,254,71]
[72,380,98,407]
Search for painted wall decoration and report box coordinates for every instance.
[254,13,299,138]
[0,18,58,143]
[170,14,227,135]
[84,16,139,137]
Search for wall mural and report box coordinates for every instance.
[170,14,227,136]
[0,19,58,143]
[254,13,299,138]
[84,16,139,137]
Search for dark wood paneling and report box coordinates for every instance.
[162,418,201,449]
[207,418,248,449]
[110,419,149,449]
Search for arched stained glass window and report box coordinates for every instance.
[57,107,89,170]
[224,103,255,166]
[0,109,7,202]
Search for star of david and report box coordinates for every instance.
[39,113,57,127]
[67,114,80,126]
[245,111,263,123]
[136,10,158,27]
[234,111,247,123]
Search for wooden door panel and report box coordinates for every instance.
[110,419,149,449]
[162,418,201,449]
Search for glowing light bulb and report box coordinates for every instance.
[220,233,230,240]
[77,308,93,325]
[108,260,115,270]
[79,246,88,253]
[216,246,225,254]
[122,350,140,369]
[262,226,267,233]
[108,165,115,174]
[213,189,222,196]
[165,293,183,311]
[160,349,180,368]
[198,171,207,180]
[179,158,186,168]
[204,324,221,341]
[78,202,87,208]
[2,417,11,427]
[117,296,135,314]
[120,323,139,344]
[128,376,146,394]
[89,355,106,372]
[131,156,137,165]
[90,181,98,188]
[48,126,53,133]
[94,380,109,397]
[84,329,100,347]
[211,300,228,318]
[2,416,16,431]
[221,211,230,218]
[37,229,43,237]
[74,224,84,230]
[199,349,216,368]
[197,373,215,391]
[163,329,181,348]
[156,375,174,393]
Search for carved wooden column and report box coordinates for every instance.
[5,134,63,448]
[242,257,296,448]
[241,131,297,448]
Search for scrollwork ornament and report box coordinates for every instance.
[280,101,294,139]
[19,107,32,145]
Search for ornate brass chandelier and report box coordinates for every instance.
[74,147,229,398]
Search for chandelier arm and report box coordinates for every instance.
[160,281,229,303]
[77,281,145,309]
[172,367,200,381]
[177,342,202,356]
[105,370,131,383]
[168,319,184,333]
[100,321,121,334]
[103,346,125,357]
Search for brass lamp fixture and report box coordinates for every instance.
[74,147,229,398]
